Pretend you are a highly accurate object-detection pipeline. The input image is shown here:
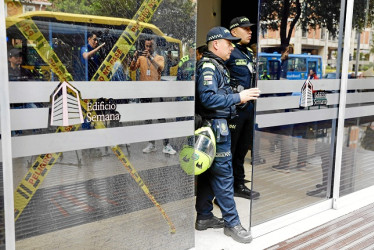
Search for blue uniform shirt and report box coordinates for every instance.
[196,54,241,120]
[225,44,255,89]
[80,44,101,80]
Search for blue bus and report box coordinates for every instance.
[258,52,323,80]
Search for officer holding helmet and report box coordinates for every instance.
[195,26,260,244]
[225,16,263,200]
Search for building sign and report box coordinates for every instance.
[86,98,121,122]
[50,81,120,127]
[300,79,327,108]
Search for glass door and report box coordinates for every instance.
[252,0,345,226]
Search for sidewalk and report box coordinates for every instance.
[265,203,374,249]
[195,202,374,250]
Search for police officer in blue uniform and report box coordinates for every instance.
[195,26,260,244]
[225,16,263,200]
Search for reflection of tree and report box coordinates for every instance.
[153,0,196,43]
[260,0,374,52]
[48,0,196,43]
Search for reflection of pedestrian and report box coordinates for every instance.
[81,31,106,80]
[8,48,37,81]
[130,37,176,155]
[111,55,132,81]
[196,45,207,62]
[260,70,270,80]
[309,69,319,79]
[280,46,291,80]
[195,26,260,244]
[225,16,262,200]
[164,50,178,76]
[177,43,196,81]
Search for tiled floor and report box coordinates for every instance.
[265,203,374,249]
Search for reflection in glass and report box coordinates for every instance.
[339,0,374,196]
[253,0,344,225]
[6,1,197,249]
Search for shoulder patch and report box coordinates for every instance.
[202,62,215,70]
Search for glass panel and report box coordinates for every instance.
[0,160,4,248]
[6,0,196,248]
[252,0,343,225]
[340,0,374,196]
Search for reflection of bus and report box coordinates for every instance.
[6,11,182,81]
[258,52,323,80]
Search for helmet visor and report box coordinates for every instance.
[195,134,215,159]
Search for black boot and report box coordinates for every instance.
[234,183,260,200]
[224,224,252,243]
[195,216,224,230]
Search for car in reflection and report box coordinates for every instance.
[323,72,356,79]
[323,72,337,79]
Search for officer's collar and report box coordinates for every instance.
[203,51,226,66]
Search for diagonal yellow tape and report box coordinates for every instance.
[92,0,163,81]
[12,0,176,234]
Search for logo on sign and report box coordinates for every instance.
[50,81,84,126]
[299,79,328,108]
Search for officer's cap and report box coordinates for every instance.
[206,26,241,43]
[9,48,22,57]
[229,16,255,30]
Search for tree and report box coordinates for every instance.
[153,0,196,43]
[48,0,196,43]
[48,0,140,17]
[260,0,374,52]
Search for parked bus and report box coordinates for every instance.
[6,11,183,81]
[258,52,323,80]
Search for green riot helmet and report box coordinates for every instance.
[179,126,216,175]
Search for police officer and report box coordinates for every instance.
[260,70,270,80]
[195,26,260,244]
[177,42,196,81]
[225,16,263,200]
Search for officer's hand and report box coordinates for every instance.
[239,88,261,104]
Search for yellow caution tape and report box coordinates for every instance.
[112,145,176,234]
[14,153,61,220]
[12,0,175,234]
[15,18,72,82]
[91,0,163,81]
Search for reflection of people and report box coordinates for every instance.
[164,50,178,76]
[8,48,37,81]
[196,45,208,62]
[130,37,176,155]
[280,46,291,80]
[195,26,260,244]
[81,31,106,80]
[225,16,262,200]
[130,37,164,80]
[260,70,270,80]
[177,43,196,81]
[111,55,132,81]
[309,69,319,79]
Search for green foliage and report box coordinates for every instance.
[47,0,196,43]
[260,0,374,49]
[153,0,196,43]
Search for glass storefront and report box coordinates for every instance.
[253,0,346,226]
[252,0,374,229]
[1,0,197,248]
[2,0,374,248]
[340,0,374,196]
